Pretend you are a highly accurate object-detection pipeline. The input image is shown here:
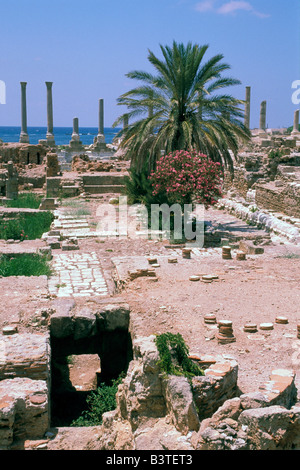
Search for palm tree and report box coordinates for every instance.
[113,41,251,173]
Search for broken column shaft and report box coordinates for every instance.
[19,82,29,143]
[46,82,55,145]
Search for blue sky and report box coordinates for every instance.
[0,0,299,129]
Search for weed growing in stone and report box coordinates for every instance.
[155,332,204,378]
[70,374,124,427]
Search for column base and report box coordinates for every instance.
[46,133,56,146]
[71,132,80,142]
[19,132,29,144]
[69,140,83,149]
[96,133,105,143]
[257,129,268,138]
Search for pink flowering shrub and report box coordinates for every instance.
[150,150,223,209]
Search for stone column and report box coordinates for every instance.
[46,82,55,145]
[46,152,59,177]
[244,86,251,129]
[259,100,267,134]
[72,117,80,140]
[97,98,105,143]
[6,161,18,200]
[19,82,29,143]
[70,117,83,148]
[292,110,300,135]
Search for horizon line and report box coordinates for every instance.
[0,125,121,129]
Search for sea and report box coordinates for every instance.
[0,126,121,146]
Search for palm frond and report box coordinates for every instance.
[113,41,251,173]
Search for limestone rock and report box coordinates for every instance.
[96,303,130,331]
[162,375,200,435]
[238,405,300,450]
[73,308,97,340]
[134,417,194,450]
[96,410,135,450]
[116,336,166,431]
[50,310,74,338]
[0,377,48,448]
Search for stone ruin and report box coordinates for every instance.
[218,92,300,240]
[2,322,300,451]
[0,142,46,166]
[0,161,18,200]
[71,154,114,173]
[1,85,300,450]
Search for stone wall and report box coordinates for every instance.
[192,361,238,421]
[0,333,50,449]
[224,153,268,198]
[100,335,300,450]
[255,182,300,218]
[0,169,7,196]
[0,143,47,165]
[192,369,299,450]
[217,198,300,242]
[109,336,240,439]
[46,152,60,177]
[1,329,300,450]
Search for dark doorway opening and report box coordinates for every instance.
[50,330,133,427]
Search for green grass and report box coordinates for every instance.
[0,211,54,240]
[61,199,91,218]
[70,375,124,427]
[0,254,53,277]
[4,193,43,209]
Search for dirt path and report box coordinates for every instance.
[79,198,300,395]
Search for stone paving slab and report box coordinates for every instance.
[48,251,109,298]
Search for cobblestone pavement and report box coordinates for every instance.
[48,207,109,298]
[48,251,109,298]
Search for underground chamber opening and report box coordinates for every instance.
[50,330,133,427]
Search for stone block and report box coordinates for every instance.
[162,375,200,434]
[46,176,62,197]
[73,308,97,340]
[0,333,50,381]
[50,310,74,338]
[238,405,299,450]
[46,152,60,177]
[115,335,167,430]
[39,198,58,211]
[46,236,61,249]
[0,377,49,448]
[192,360,238,421]
[61,241,79,251]
[96,303,130,331]
[239,239,264,254]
